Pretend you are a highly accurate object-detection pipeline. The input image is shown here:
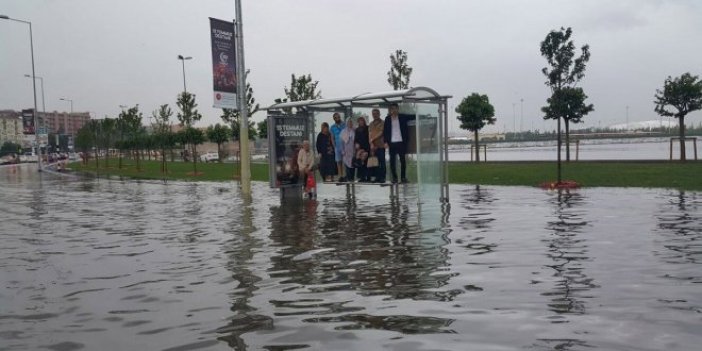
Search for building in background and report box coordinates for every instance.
[0,110,23,145]
[39,111,91,136]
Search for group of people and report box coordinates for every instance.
[299,103,409,189]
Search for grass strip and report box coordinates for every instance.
[69,159,702,191]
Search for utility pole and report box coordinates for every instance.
[235,0,251,195]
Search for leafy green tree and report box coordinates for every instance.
[152,104,173,172]
[74,127,93,165]
[387,49,413,90]
[0,141,21,157]
[206,123,232,162]
[120,105,144,171]
[185,127,205,173]
[540,27,592,181]
[256,120,268,139]
[176,92,203,173]
[99,118,116,168]
[274,73,322,114]
[85,119,101,168]
[456,93,496,162]
[542,86,593,148]
[654,72,702,161]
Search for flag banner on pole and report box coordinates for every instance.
[22,109,35,134]
[209,17,238,109]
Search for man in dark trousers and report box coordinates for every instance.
[383,103,409,184]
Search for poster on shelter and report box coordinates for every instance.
[209,17,237,109]
[21,109,35,135]
[268,115,308,188]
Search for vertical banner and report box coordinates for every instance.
[22,109,35,135]
[209,18,238,109]
[268,115,308,188]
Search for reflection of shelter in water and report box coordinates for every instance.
[263,196,455,333]
[264,87,451,203]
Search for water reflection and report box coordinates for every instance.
[457,186,497,256]
[218,195,273,350]
[655,191,702,265]
[263,195,455,337]
[542,190,596,317]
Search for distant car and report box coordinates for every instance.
[199,152,219,163]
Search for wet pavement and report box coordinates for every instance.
[1,164,701,350]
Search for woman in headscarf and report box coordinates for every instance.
[316,122,337,182]
[354,116,370,182]
[340,118,356,182]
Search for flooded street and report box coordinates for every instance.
[1,164,701,350]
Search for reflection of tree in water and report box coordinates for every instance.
[456,186,497,256]
[653,191,702,314]
[654,191,702,265]
[217,196,273,350]
[265,196,455,334]
[542,190,597,318]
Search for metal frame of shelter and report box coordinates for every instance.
[264,87,451,203]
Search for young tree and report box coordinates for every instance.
[256,120,268,139]
[540,27,592,181]
[206,123,232,162]
[85,119,101,169]
[456,93,496,162]
[0,141,22,157]
[74,126,93,165]
[120,105,144,171]
[654,72,702,161]
[184,126,205,173]
[99,118,116,168]
[176,92,203,174]
[284,73,322,102]
[152,104,173,173]
[387,49,413,90]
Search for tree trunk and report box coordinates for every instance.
[161,147,167,173]
[192,144,198,174]
[679,115,686,161]
[217,142,222,163]
[170,148,174,162]
[557,117,562,183]
[474,130,480,162]
[135,148,141,171]
[565,119,570,162]
[95,149,99,169]
[105,148,110,168]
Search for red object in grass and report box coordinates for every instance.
[539,180,581,190]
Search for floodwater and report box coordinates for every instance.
[1,164,701,350]
[450,137,700,161]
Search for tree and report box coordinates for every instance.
[284,73,322,102]
[74,127,93,165]
[387,49,413,90]
[0,141,21,157]
[256,120,268,139]
[184,126,205,173]
[206,123,231,162]
[455,93,496,162]
[540,27,592,181]
[85,119,101,169]
[654,72,702,161]
[176,92,203,174]
[152,104,173,173]
[99,118,116,168]
[542,86,593,147]
[120,105,144,171]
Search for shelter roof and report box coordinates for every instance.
[264,86,450,112]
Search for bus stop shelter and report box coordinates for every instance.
[264,87,451,203]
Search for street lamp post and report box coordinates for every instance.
[177,55,192,93]
[24,74,45,113]
[1,14,42,171]
[60,98,73,113]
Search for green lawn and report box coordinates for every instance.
[69,159,702,191]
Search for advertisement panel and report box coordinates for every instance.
[268,115,308,188]
[21,109,35,135]
[209,17,238,109]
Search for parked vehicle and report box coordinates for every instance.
[199,152,219,163]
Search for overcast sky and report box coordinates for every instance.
[1,0,700,133]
